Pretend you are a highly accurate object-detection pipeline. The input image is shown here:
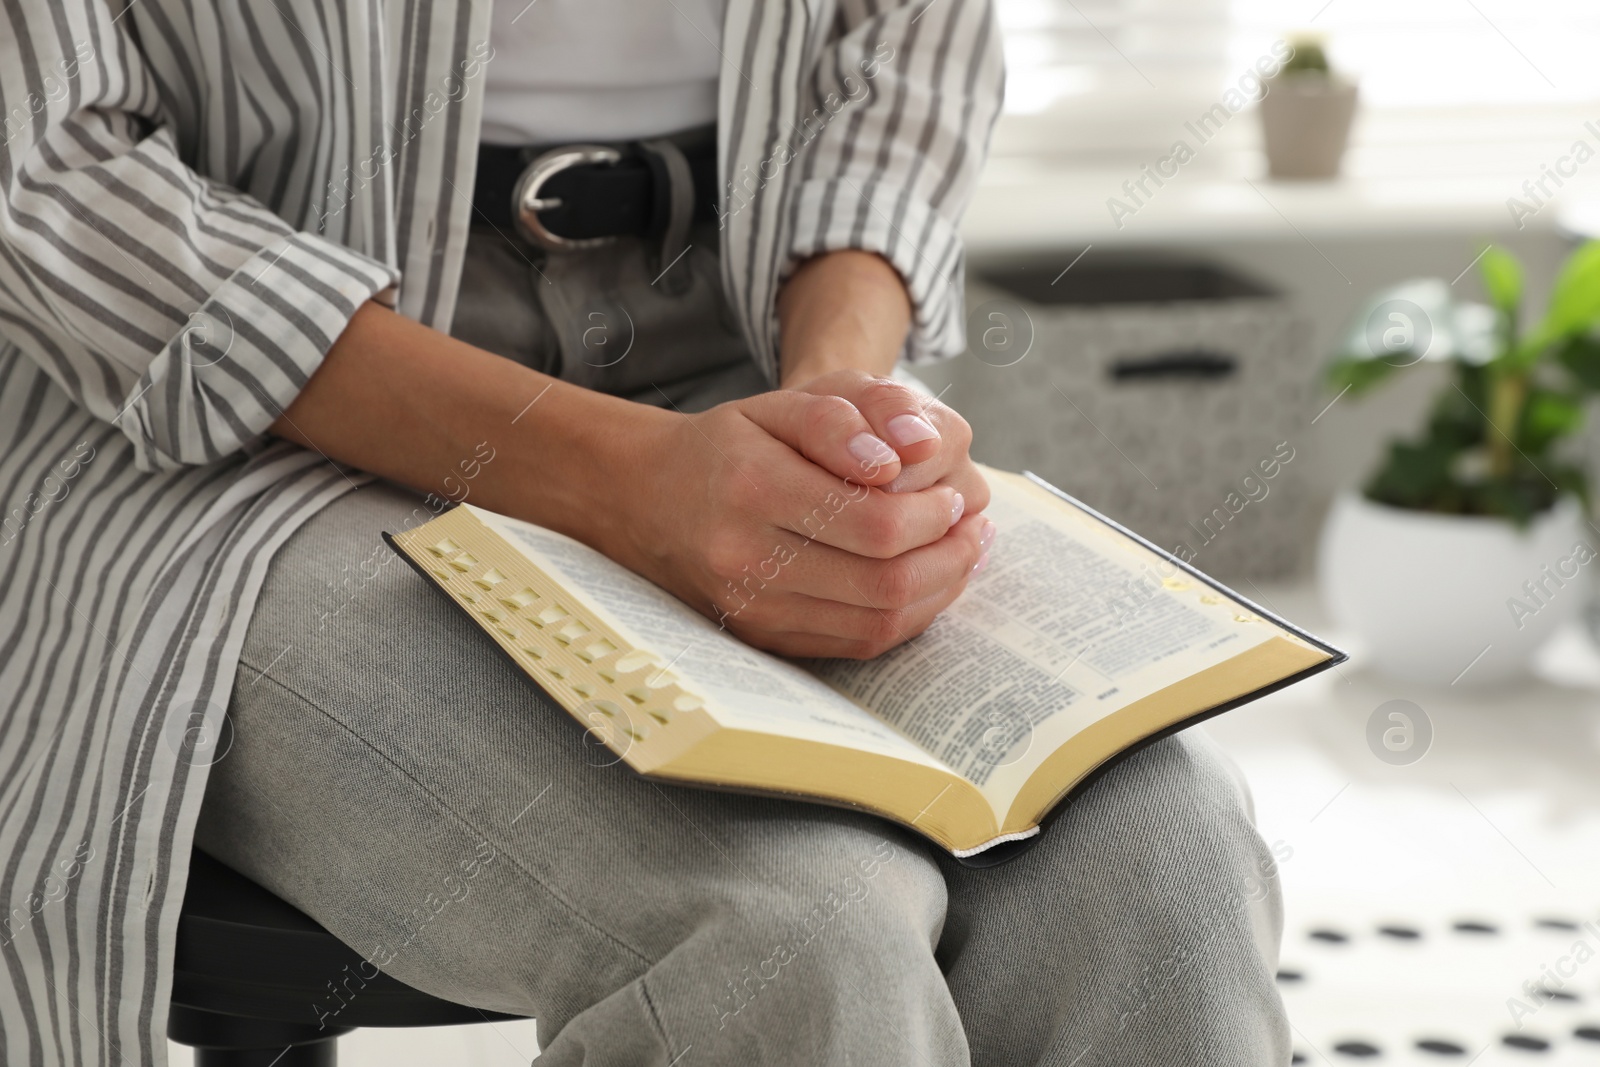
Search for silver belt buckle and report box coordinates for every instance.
[512,144,622,252]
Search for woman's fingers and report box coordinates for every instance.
[774,476,966,558]
[711,513,992,628]
[767,512,992,608]
[648,387,999,659]
[728,394,961,555]
[722,565,981,660]
[796,371,945,468]
[739,389,902,487]
[787,370,989,505]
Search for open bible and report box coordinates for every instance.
[386,467,1342,864]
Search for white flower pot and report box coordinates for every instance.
[1318,492,1591,684]
[1259,76,1358,179]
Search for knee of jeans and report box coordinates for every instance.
[1057,734,1289,1001]
[698,826,946,993]
[1075,733,1284,899]
[695,831,956,1055]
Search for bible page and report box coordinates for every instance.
[808,469,1283,808]
[469,508,946,766]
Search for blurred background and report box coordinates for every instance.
[931,1,1600,1064]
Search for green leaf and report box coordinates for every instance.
[1478,244,1523,316]
[1474,481,1541,526]
[1427,370,1488,447]
[1518,388,1584,454]
[1556,334,1600,389]
[1363,437,1462,511]
[1528,239,1600,353]
[1325,354,1406,396]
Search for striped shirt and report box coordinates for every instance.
[0,2,1003,1064]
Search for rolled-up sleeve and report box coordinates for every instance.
[0,8,398,471]
[784,0,1005,363]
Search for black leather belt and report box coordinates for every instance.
[473,138,719,251]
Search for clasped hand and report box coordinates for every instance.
[617,370,993,659]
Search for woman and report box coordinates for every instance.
[0,1,1289,1064]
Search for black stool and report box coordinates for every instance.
[171,849,525,1066]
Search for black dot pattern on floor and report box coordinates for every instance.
[1291,1053,1307,1065]
[1285,914,1600,1064]
[1378,924,1422,940]
[1416,1038,1467,1055]
[1333,1039,1382,1057]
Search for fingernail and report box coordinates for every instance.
[886,413,939,447]
[979,520,997,551]
[973,550,990,575]
[848,432,897,468]
[950,492,965,526]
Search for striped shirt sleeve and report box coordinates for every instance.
[784,0,1005,363]
[0,5,399,472]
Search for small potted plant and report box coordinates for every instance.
[1319,241,1600,684]
[1259,34,1359,180]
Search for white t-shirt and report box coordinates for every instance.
[481,0,726,145]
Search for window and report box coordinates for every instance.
[998,0,1600,159]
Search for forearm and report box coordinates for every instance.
[265,275,982,661]
[777,251,911,387]
[268,301,660,552]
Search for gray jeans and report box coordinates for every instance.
[195,225,1291,1067]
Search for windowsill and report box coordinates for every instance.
[963,103,1600,254]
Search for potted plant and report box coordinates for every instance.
[1319,241,1600,683]
[1259,34,1359,180]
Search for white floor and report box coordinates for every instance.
[1207,582,1600,1065]
[169,581,1600,1066]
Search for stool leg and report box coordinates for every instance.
[193,1042,336,1067]
[169,1004,350,1067]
